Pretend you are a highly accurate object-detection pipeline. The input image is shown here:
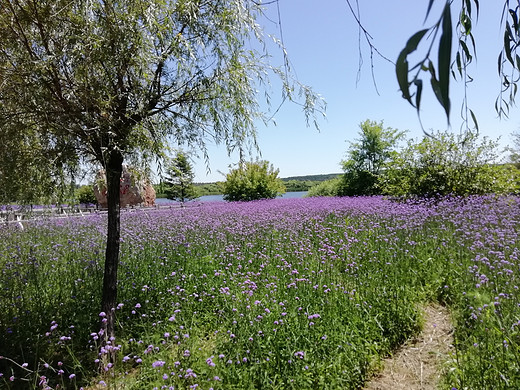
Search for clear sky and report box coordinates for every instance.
[189,1,520,183]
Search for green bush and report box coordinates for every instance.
[306,178,341,197]
[380,131,519,197]
[75,185,97,205]
[222,160,285,201]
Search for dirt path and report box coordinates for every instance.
[364,304,454,390]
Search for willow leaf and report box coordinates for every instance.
[438,3,452,118]
[396,29,429,105]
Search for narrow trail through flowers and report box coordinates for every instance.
[365,304,454,390]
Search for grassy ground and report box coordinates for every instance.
[1,196,519,389]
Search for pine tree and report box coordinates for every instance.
[164,152,198,203]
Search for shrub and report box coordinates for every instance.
[75,184,97,205]
[306,178,341,197]
[380,131,519,197]
[222,160,285,201]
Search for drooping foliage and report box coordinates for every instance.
[0,0,322,337]
[395,1,520,128]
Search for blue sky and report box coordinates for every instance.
[190,1,520,183]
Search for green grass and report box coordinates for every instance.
[1,196,519,389]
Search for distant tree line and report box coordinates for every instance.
[154,172,341,198]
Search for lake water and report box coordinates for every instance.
[155,191,307,204]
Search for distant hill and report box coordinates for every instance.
[281,173,342,182]
[280,173,342,192]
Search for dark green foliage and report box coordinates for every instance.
[381,131,520,197]
[163,152,198,203]
[153,182,167,198]
[282,173,342,182]
[75,185,97,205]
[338,120,405,196]
[194,182,224,196]
[222,160,286,201]
[282,180,314,192]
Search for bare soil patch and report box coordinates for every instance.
[364,303,454,390]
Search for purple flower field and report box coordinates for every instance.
[1,196,520,389]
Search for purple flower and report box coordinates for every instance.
[152,360,166,368]
[184,368,197,378]
[294,351,305,359]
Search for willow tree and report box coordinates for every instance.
[0,0,322,338]
[396,1,520,128]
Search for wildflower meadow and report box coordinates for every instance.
[1,196,520,389]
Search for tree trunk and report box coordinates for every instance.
[100,149,124,341]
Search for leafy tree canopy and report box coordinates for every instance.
[0,0,322,338]
[75,184,98,205]
[508,131,520,167]
[338,120,405,196]
[222,160,286,201]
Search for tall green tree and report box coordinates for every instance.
[0,0,322,338]
[164,151,198,203]
[338,120,405,196]
[222,160,286,201]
